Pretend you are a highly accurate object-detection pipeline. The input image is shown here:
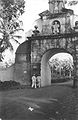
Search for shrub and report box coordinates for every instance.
[0,80,21,90]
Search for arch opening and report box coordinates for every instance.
[41,48,74,87]
[49,53,73,83]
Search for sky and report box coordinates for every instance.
[21,0,48,32]
[2,0,49,65]
[2,0,78,66]
[21,0,78,33]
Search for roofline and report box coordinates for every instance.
[39,8,74,17]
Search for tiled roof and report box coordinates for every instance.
[39,8,74,18]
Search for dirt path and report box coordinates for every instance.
[0,85,78,120]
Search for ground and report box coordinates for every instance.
[0,81,78,120]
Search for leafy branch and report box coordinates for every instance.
[0,0,25,61]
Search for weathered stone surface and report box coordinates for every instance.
[15,0,78,86]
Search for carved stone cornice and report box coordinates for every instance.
[27,32,78,41]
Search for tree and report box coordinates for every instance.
[64,0,78,6]
[0,0,25,61]
[49,57,73,79]
[68,1,78,6]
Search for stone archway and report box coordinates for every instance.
[41,48,73,87]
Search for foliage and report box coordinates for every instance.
[65,0,78,6]
[0,0,25,61]
[68,1,78,6]
[49,58,73,70]
[49,57,74,79]
[0,80,21,90]
[0,0,25,18]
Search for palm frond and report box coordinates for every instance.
[13,28,24,32]
[68,1,78,6]
[0,38,3,41]
[0,29,3,34]
[0,53,4,61]
[0,26,4,30]
[0,19,3,25]
[0,40,3,46]
[2,40,13,51]
[10,28,24,34]
[8,42,14,51]
[12,38,20,44]
[13,35,22,39]
[0,46,5,53]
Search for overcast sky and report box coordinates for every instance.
[20,0,48,32]
[2,0,48,64]
[2,0,78,64]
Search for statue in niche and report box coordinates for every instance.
[52,20,60,34]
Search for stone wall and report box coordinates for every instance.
[30,35,78,86]
[0,65,14,82]
[31,37,74,64]
[14,62,31,85]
